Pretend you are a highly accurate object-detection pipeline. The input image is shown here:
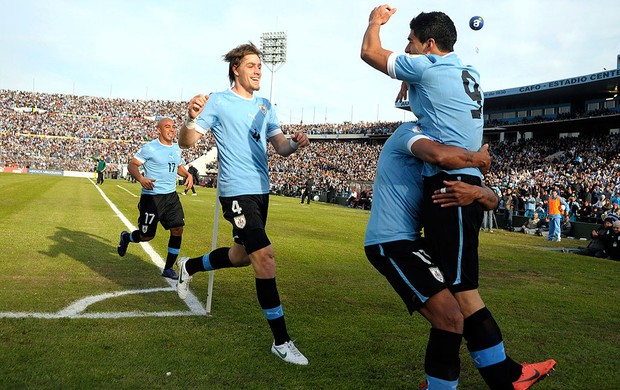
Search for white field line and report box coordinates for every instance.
[116,184,139,197]
[0,179,207,319]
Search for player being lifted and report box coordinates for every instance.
[117,118,193,280]
[177,43,310,365]
[361,5,555,389]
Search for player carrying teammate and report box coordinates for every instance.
[361,5,555,389]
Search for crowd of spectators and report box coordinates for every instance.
[486,135,620,223]
[0,89,213,173]
[2,89,619,224]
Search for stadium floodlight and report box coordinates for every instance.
[260,31,287,104]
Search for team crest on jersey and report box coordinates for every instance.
[429,266,444,283]
[142,225,148,234]
[258,104,267,115]
[234,214,246,229]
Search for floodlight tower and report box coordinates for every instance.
[260,32,287,104]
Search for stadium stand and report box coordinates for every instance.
[1,62,619,230]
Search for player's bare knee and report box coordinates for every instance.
[250,249,276,277]
[140,235,154,242]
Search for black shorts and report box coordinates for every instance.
[137,192,185,237]
[422,173,484,293]
[365,239,447,314]
[220,194,271,255]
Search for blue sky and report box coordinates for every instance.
[1,0,619,124]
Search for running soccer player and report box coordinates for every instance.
[361,5,555,389]
[177,42,310,365]
[117,118,194,280]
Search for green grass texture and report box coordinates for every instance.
[0,173,618,389]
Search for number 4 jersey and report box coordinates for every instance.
[387,52,484,179]
[134,139,184,195]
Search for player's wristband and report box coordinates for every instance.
[185,116,197,130]
[289,139,298,150]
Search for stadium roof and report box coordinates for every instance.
[396,68,620,111]
[395,65,620,134]
[483,68,620,108]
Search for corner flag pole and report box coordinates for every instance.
[205,171,220,316]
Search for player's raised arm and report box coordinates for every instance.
[179,94,208,149]
[361,5,397,75]
[270,131,309,157]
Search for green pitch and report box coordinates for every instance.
[0,173,618,389]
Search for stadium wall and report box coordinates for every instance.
[2,167,93,178]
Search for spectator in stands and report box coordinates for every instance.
[521,212,542,235]
[346,188,358,208]
[503,188,518,231]
[568,196,580,221]
[481,198,495,233]
[611,191,620,208]
[357,188,372,210]
[574,215,616,258]
[524,193,536,217]
[560,215,572,238]
[602,220,620,261]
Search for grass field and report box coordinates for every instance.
[0,172,618,389]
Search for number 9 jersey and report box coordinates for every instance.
[387,52,483,179]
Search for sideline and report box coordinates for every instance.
[0,179,207,319]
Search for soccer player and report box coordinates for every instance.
[361,5,555,389]
[177,43,310,365]
[117,118,194,280]
[365,122,497,389]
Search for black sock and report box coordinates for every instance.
[425,328,462,382]
[165,235,182,269]
[129,230,141,243]
[464,307,522,389]
[185,248,232,275]
[256,278,289,345]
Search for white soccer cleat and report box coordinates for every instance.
[271,340,309,365]
[176,257,192,300]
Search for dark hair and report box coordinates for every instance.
[223,42,262,86]
[409,12,457,52]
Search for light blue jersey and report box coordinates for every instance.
[387,52,483,178]
[134,139,184,195]
[364,122,429,246]
[195,89,282,197]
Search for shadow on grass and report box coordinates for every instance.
[39,226,160,288]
